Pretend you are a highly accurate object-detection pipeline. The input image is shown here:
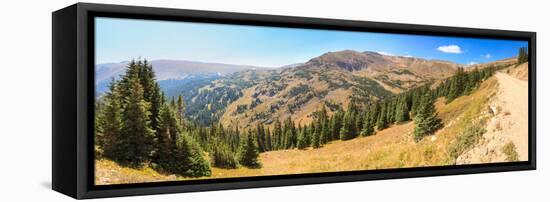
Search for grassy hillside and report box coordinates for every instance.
[170,50,462,129]
[96,76,498,185]
[219,66,391,129]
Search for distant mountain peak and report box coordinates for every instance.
[306,50,361,70]
[95,59,270,96]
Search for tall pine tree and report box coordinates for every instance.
[117,77,155,168]
[174,131,212,177]
[311,121,321,148]
[413,93,443,142]
[360,108,375,136]
[377,102,389,130]
[395,96,410,123]
[98,79,122,160]
[339,103,357,140]
[176,95,186,128]
[238,130,261,168]
[518,47,528,64]
[297,125,309,149]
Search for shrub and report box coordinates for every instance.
[502,141,519,162]
[238,133,261,168]
[161,133,211,177]
[448,122,486,162]
[210,143,239,169]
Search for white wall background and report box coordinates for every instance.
[0,0,546,201]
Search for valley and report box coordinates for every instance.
[151,50,468,129]
[94,49,527,185]
[95,61,527,185]
[92,17,530,186]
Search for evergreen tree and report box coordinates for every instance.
[155,105,181,172]
[395,97,410,123]
[210,142,238,169]
[117,77,154,168]
[283,117,296,149]
[311,121,321,148]
[115,59,161,135]
[197,126,208,149]
[176,95,186,128]
[273,119,282,150]
[256,124,266,152]
[216,123,226,138]
[170,96,176,109]
[410,91,421,117]
[173,131,212,177]
[149,83,162,133]
[209,122,217,137]
[320,118,329,145]
[446,67,466,103]
[265,127,272,151]
[413,93,443,142]
[95,102,105,156]
[139,60,161,132]
[327,116,334,141]
[232,124,241,151]
[518,47,528,64]
[339,104,357,140]
[370,102,380,125]
[349,103,358,138]
[117,60,140,99]
[360,108,375,136]
[465,68,481,94]
[297,125,309,149]
[355,111,364,135]
[319,105,328,120]
[98,79,122,160]
[238,130,261,168]
[377,102,389,130]
[316,105,330,144]
[330,110,343,140]
[386,99,396,123]
[96,59,215,177]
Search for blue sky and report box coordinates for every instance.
[95,17,528,67]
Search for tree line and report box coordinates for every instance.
[240,64,500,149]
[517,47,528,64]
[95,60,213,177]
[178,62,504,169]
[96,58,504,177]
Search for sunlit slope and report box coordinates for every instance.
[457,65,529,163]
[96,76,500,185]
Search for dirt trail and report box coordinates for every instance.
[494,72,529,160]
[457,72,528,163]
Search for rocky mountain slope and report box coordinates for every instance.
[186,50,461,128]
[99,50,513,129]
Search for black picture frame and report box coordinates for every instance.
[52,2,536,199]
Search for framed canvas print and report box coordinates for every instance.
[52,3,536,199]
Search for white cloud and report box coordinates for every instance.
[468,61,478,65]
[482,54,492,59]
[437,45,462,54]
[403,55,414,58]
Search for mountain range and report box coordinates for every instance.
[95,59,269,95]
[96,50,515,128]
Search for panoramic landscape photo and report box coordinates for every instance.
[94,17,529,185]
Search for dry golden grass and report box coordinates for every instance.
[96,77,498,185]
[95,159,177,185]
